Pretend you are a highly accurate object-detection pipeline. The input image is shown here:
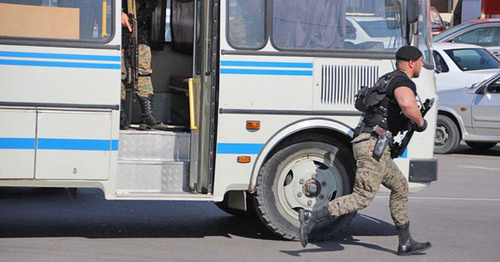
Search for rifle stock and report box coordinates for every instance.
[125,13,138,92]
[390,98,435,159]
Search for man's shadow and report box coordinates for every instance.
[279,214,400,256]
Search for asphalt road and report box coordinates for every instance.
[1,144,500,262]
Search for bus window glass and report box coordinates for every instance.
[417,0,433,68]
[227,0,265,49]
[0,0,113,41]
[272,0,404,51]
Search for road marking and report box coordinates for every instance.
[457,165,500,171]
[376,196,500,202]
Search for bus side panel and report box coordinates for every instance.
[0,109,36,179]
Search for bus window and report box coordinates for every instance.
[0,0,113,41]
[227,0,265,49]
[272,0,405,51]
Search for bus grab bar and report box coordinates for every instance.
[188,78,198,131]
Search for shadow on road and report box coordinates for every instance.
[449,144,500,157]
[0,188,396,246]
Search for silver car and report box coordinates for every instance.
[435,72,500,153]
[433,19,500,58]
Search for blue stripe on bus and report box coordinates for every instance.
[0,51,120,62]
[0,59,120,69]
[221,60,313,68]
[0,138,36,149]
[401,148,408,158]
[217,143,264,154]
[38,139,118,151]
[220,68,312,76]
[0,138,118,151]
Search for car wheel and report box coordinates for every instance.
[465,141,497,150]
[254,140,355,241]
[434,114,460,154]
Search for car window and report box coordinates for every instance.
[444,48,500,71]
[433,51,449,72]
[487,76,500,93]
[450,26,500,47]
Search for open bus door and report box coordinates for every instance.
[189,0,219,194]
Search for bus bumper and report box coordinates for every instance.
[409,158,438,183]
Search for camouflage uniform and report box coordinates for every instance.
[328,133,409,226]
[121,44,154,100]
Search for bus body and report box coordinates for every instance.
[0,0,437,240]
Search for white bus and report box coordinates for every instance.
[0,0,437,240]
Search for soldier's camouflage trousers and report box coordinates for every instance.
[328,133,409,226]
[121,44,154,100]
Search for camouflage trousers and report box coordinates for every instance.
[328,133,409,226]
[121,44,154,100]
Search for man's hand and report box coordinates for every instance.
[415,119,427,132]
[122,12,132,32]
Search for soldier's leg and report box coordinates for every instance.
[137,44,154,98]
[381,158,431,255]
[381,159,409,226]
[328,134,387,216]
[136,44,160,129]
[120,49,129,129]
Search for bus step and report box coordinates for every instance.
[117,160,189,193]
[118,129,190,161]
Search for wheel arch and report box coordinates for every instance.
[249,118,355,194]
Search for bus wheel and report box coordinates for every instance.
[254,141,355,241]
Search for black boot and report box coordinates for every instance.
[299,206,334,247]
[137,95,160,130]
[120,100,130,130]
[396,222,431,256]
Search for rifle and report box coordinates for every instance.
[390,98,435,159]
[125,0,138,92]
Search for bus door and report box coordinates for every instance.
[189,0,218,194]
[0,1,120,180]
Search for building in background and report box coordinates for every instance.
[432,0,499,25]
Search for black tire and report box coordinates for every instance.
[465,141,497,150]
[254,140,356,241]
[214,193,257,218]
[149,0,166,50]
[434,114,461,154]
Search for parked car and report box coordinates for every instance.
[430,7,449,36]
[433,19,500,58]
[435,72,500,154]
[345,16,400,50]
[432,42,500,91]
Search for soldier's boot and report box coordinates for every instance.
[137,95,170,131]
[120,100,130,130]
[299,206,334,247]
[396,222,432,256]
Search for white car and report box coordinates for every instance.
[432,42,500,91]
[345,16,401,50]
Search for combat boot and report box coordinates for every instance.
[120,100,130,130]
[299,206,334,247]
[137,95,171,131]
[396,222,432,255]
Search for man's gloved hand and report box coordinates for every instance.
[415,119,427,132]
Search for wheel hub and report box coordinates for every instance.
[303,179,321,197]
[435,126,449,146]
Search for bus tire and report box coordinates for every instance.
[149,0,166,50]
[254,140,355,241]
[434,114,460,154]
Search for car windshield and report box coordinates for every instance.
[433,22,473,42]
[472,72,500,88]
[444,48,500,71]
